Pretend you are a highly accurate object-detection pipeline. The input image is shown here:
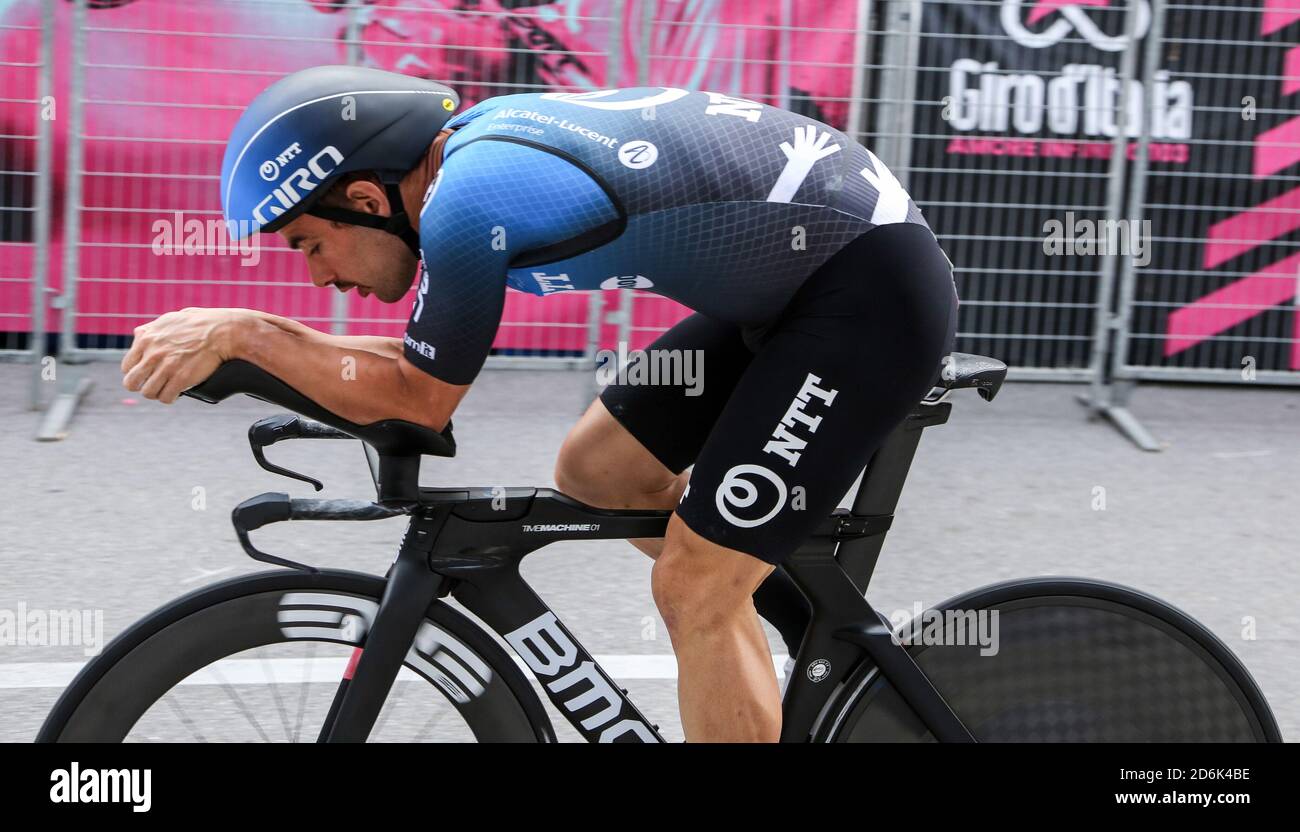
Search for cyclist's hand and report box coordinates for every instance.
[121,307,244,403]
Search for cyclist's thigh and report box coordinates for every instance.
[675,223,959,564]
[597,312,756,475]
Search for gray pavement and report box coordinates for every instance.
[1,360,1296,742]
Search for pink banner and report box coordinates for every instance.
[0,0,862,353]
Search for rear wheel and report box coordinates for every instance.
[821,578,1281,742]
[38,570,551,742]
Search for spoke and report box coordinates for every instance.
[291,640,319,744]
[411,707,451,743]
[164,690,208,743]
[260,653,295,742]
[209,664,273,742]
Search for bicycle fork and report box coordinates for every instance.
[318,510,448,743]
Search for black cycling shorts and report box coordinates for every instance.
[599,222,959,564]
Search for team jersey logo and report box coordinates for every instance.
[714,373,839,529]
[767,125,841,203]
[412,265,430,322]
[539,88,689,111]
[715,464,788,529]
[618,140,659,170]
[601,275,654,289]
[859,150,912,226]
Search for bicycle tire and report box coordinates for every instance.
[37,569,554,742]
[817,577,1281,742]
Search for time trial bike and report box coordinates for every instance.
[38,354,1282,742]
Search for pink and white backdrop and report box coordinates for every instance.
[2,0,1298,380]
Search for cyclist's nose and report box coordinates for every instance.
[306,258,335,289]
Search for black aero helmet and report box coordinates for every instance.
[220,65,459,255]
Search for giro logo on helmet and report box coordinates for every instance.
[251,145,345,226]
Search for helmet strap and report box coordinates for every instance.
[306,179,421,258]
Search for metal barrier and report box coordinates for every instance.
[0,0,53,409]
[9,0,1300,445]
[56,0,618,375]
[1114,0,1300,387]
[893,0,1145,383]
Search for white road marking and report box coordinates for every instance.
[1210,450,1275,459]
[0,654,791,689]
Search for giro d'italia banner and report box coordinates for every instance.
[910,0,1299,374]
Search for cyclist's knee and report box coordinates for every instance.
[554,435,637,507]
[652,517,772,635]
[553,435,599,504]
[555,402,680,509]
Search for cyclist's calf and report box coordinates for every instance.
[652,515,782,742]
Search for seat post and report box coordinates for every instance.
[838,402,951,592]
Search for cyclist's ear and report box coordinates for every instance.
[318,172,386,215]
[339,178,388,216]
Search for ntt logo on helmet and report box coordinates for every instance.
[251,145,345,226]
[258,141,306,182]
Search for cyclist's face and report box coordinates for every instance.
[278,195,418,304]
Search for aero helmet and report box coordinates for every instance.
[220,65,459,255]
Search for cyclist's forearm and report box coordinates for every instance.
[248,310,403,359]
[229,314,460,430]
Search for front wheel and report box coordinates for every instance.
[38,569,552,742]
[819,578,1281,742]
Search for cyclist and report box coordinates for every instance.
[122,66,958,742]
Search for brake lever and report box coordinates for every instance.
[248,414,355,491]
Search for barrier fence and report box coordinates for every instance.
[1115,0,1300,385]
[2,0,1297,440]
[0,0,52,411]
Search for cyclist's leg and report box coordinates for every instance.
[557,397,688,548]
[555,313,752,534]
[656,223,959,741]
[654,514,780,742]
[554,313,812,655]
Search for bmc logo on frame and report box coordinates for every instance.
[505,612,656,742]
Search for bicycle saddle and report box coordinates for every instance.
[935,352,1007,401]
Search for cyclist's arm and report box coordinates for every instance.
[242,310,403,360]
[225,317,466,431]
[126,141,613,426]
[400,138,619,385]
[225,140,614,427]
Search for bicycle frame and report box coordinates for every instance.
[316,399,976,743]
